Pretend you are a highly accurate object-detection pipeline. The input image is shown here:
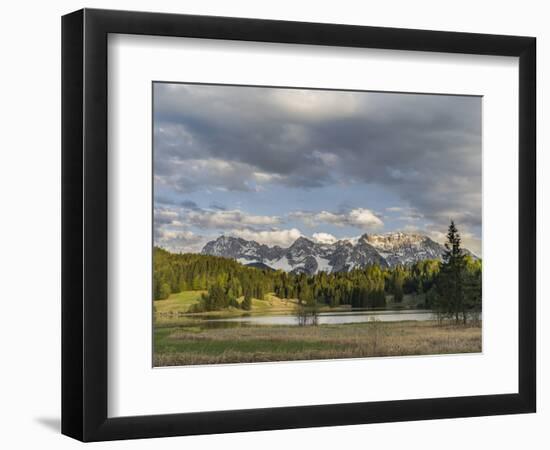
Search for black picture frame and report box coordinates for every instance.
[62,8,536,442]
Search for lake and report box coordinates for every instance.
[202,309,434,327]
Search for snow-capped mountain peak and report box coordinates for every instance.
[200,231,472,275]
[363,232,444,267]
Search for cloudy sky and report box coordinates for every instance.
[153,82,482,255]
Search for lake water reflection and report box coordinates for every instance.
[203,309,434,327]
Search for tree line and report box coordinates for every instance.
[154,222,481,323]
[153,249,270,306]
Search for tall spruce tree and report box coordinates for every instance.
[437,221,467,323]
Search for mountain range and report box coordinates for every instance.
[201,232,476,275]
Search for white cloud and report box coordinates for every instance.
[252,171,285,183]
[291,208,384,230]
[154,229,207,254]
[186,209,281,229]
[312,232,338,244]
[347,208,384,228]
[229,228,303,247]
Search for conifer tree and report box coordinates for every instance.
[437,221,467,323]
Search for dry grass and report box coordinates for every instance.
[154,320,481,366]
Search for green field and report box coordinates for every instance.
[154,290,207,314]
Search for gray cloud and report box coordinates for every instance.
[154,83,481,237]
[386,206,425,222]
[154,207,181,227]
[177,199,200,210]
[209,201,227,211]
[185,209,282,230]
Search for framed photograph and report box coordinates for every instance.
[62,8,536,441]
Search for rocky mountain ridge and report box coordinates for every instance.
[201,232,475,275]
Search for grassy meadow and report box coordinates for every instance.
[153,290,482,366]
[154,290,298,324]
